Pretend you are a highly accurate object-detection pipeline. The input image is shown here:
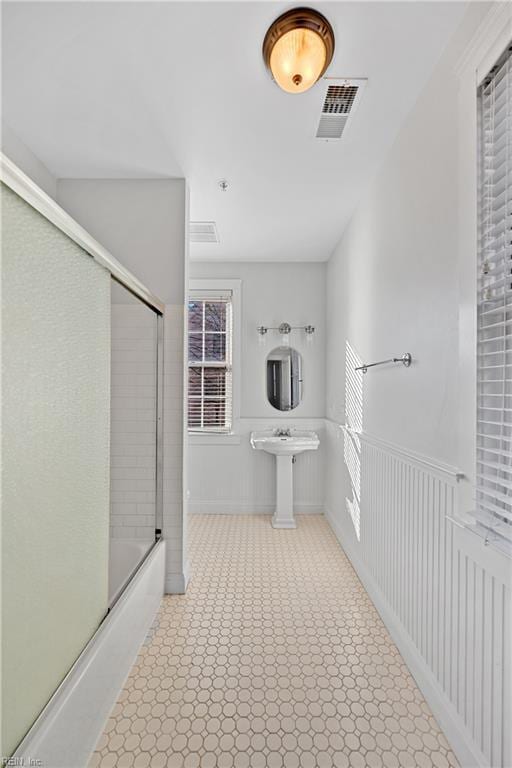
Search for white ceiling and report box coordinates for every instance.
[2,1,471,261]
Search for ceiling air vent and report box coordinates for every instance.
[190,221,219,244]
[316,79,366,140]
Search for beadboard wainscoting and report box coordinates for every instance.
[324,420,511,768]
[188,418,325,515]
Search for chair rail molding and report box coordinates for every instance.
[326,419,464,482]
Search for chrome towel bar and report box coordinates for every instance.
[355,353,412,374]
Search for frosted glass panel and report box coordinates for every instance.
[1,184,111,755]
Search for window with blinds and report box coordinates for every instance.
[476,45,512,547]
[187,290,233,432]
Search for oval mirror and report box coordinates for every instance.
[266,346,303,411]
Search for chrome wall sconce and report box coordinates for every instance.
[257,322,315,336]
[257,322,315,339]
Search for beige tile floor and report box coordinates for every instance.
[89,515,459,768]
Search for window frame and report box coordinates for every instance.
[188,297,232,433]
[456,5,512,557]
[187,279,241,444]
[475,45,512,547]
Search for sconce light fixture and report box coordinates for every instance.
[257,322,315,338]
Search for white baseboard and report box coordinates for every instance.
[13,541,166,768]
[188,502,324,515]
[165,559,190,594]
[324,507,489,768]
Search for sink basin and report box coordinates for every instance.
[250,429,320,456]
[250,429,320,528]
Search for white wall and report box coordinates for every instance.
[325,78,459,465]
[190,261,326,419]
[188,261,326,514]
[57,179,188,593]
[57,180,185,305]
[324,5,511,768]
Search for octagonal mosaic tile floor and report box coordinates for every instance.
[89,515,459,768]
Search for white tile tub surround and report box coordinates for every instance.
[111,303,158,543]
[111,302,188,596]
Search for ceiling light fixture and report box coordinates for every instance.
[262,7,335,95]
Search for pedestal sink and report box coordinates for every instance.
[250,429,320,528]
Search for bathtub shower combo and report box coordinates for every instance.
[1,154,166,764]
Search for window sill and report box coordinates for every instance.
[188,432,241,446]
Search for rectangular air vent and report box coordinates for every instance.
[190,221,219,243]
[316,79,366,140]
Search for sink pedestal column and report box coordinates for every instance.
[272,455,296,529]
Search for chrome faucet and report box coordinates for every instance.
[274,427,292,437]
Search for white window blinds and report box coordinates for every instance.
[187,290,233,433]
[476,45,512,546]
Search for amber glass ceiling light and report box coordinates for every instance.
[263,8,335,94]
